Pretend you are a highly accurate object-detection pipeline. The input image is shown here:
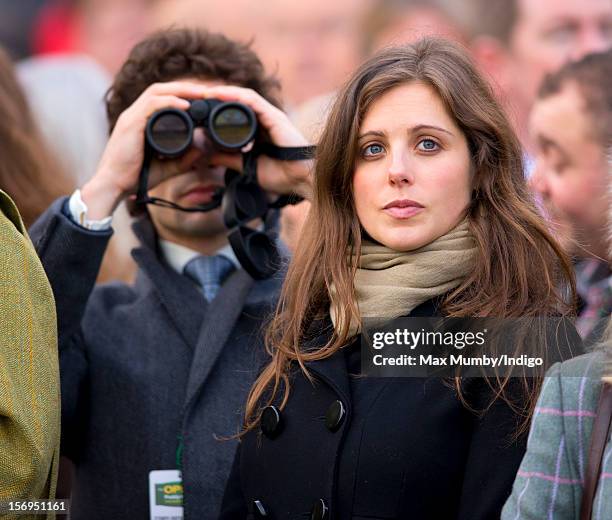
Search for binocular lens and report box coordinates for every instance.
[149,112,191,155]
[146,100,256,156]
[212,107,253,147]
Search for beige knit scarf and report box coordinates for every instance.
[330,219,478,336]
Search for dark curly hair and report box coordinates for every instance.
[105,27,282,215]
[105,27,282,131]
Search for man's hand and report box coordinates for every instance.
[81,81,207,220]
[202,85,314,201]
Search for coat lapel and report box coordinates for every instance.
[304,298,443,407]
[304,320,352,407]
[182,261,286,411]
[131,218,205,351]
[182,268,255,412]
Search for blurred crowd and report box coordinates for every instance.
[1,0,610,278]
[0,0,611,517]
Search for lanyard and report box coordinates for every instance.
[176,434,184,472]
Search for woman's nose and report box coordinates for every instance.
[387,151,414,185]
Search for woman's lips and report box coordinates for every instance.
[382,199,424,219]
[383,206,424,219]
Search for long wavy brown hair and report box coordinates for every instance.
[0,46,72,227]
[244,38,576,435]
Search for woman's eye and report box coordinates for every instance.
[417,138,439,152]
[362,143,385,157]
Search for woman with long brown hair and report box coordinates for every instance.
[220,37,578,519]
[0,46,71,227]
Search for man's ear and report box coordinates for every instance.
[469,35,515,96]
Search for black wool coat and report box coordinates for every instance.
[220,299,529,520]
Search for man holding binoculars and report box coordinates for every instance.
[30,28,311,520]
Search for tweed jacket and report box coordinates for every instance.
[502,351,612,520]
[29,197,284,520]
[0,190,60,519]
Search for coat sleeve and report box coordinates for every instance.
[501,363,581,520]
[29,196,113,463]
[455,378,531,520]
[29,196,113,348]
[219,442,249,519]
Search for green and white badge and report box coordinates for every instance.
[149,470,183,520]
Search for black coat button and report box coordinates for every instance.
[311,498,328,520]
[260,405,283,438]
[325,400,345,432]
[253,499,268,517]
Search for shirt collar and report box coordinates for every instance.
[158,239,240,275]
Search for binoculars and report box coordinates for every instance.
[145,98,257,156]
[139,97,314,280]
